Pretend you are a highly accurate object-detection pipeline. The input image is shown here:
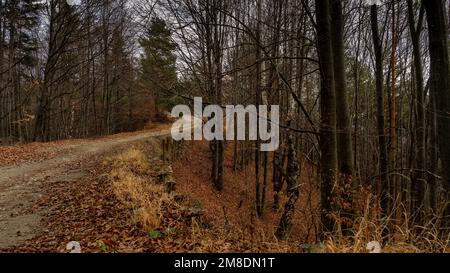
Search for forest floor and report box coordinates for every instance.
[171,141,321,252]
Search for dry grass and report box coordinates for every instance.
[324,192,450,253]
[105,147,172,232]
[107,148,149,173]
[103,142,233,253]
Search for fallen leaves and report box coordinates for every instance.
[0,145,55,167]
[0,122,171,168]
[1,140,215,253]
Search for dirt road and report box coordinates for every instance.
[0,126,177,249]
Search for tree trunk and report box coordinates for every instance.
[370,4,390,237]
[388,1,398,212]
[255,0,263,216]
[331,0,353,177]
[331,0,354,233]
[407,0,426,225]
[316,0,338,236]
[427,81,438,213]
[275,128,300,240]
[423,0,450,228]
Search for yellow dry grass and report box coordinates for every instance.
[324,193,450,253]
[105,147,171,232]
[107,147,149,173]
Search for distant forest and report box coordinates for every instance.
[0,0,178,143]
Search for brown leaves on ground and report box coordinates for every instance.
[2,139,219,253]
[2,137,447,253]
[0,123,171,167]
[172,141,321,252]
[3,155,149,253]
[0,144,56,167]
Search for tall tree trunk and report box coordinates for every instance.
[388,1,398,211]
[102,0,110,136]
[270,0,283,211]
[370,4,390,237]
[407,0,426,225]
[423,0,450,228]
[316,0,338,236]
[427,82,438,213]
[275,127,300,240]
[331,0,354,233]
[255,0,263,216]
[209,0,224,192]
[331,0,353,177]
[34,1,58,142]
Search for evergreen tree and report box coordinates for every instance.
[6,0,40,68]
[1,0,41,142]
[139,17,177,110]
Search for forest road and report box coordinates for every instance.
[0,115,201,249]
